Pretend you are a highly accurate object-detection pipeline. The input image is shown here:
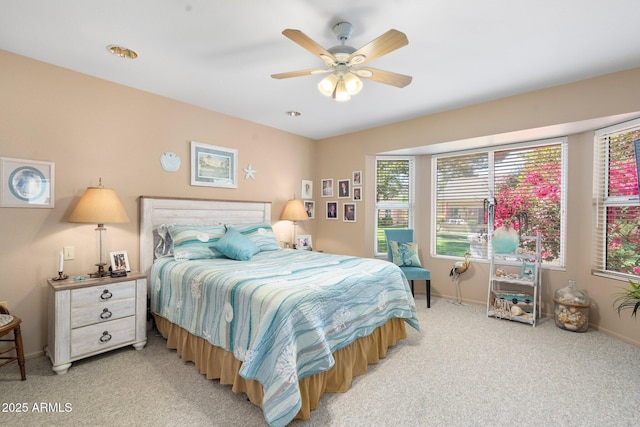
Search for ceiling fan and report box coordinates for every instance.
[271,22,412,101]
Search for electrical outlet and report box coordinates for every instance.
[63,246,75,260]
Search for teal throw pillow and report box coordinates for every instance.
[389,241,423,267]
[211,229,260,261]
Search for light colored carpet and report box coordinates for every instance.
[2,296,640,426]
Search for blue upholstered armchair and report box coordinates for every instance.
[384,229,431,308]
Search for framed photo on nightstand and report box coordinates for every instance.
[110,250,130,272]
[296,235,312,250]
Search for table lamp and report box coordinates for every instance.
[280,196,309,248]
[68,178,129,277]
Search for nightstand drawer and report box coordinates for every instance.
[71,316,135,357]
[71,280,135,307]
[71,298,136,328]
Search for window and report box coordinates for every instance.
[375,157,414,256]
[433,139,567,266]
[593,119,640,278]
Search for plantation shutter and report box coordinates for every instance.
[593,118,640,278]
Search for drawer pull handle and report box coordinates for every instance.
[100,289,113,300]
[99,331,112,343]
[100,308,113,320]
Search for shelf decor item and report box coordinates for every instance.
[491,224,519,254]
[554,280,590,332]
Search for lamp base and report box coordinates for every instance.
[89,263,108,278]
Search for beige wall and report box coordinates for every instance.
[3,48,640,358]
[314,67,640,346]
[1,51,315,356]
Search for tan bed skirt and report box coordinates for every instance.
[153,314,407,420]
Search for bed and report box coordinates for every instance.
[139,196,419,427]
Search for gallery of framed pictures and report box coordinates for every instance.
[0,157,55,208]
[320,170,363,221]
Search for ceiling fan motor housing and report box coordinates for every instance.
[332,22,353,42]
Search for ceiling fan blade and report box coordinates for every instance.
[271,68,329,79]
[282,29,336,65]
[349,29,408,65]
[357,67,412,88]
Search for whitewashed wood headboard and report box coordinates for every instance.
[138,196,272,278]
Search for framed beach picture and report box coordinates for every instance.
[190,141,238,188]
[0,157,55,208]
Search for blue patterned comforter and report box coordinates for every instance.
[150,249,419,427]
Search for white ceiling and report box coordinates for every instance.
[2,0,640,142]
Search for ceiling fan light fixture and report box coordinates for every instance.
[343,72,363,95]
[333,78,351,102]
[318,73,339,97]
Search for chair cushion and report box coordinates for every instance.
[0,314,14,327]
[389,241,423,268]
[400,266,431,280]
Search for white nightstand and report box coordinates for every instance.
[46,272,147,374]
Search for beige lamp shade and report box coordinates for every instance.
[69,182,129,225]
[280,198,309,222]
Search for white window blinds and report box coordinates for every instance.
[375,157,414,255]
[593,119,640,278]
[434,139,567,266]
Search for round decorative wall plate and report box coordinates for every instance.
[160,152,181,172]
[9,166,46,201]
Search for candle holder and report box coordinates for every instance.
[52,271,69,281]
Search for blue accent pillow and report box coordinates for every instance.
[389,241,423,267]
[228,223,281,251]
[211,229,260,261]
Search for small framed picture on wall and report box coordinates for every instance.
[304,200,315,219]
[321,178,333,197]
[338,179,350,198]
[301,180,313,199]
[343,203,356,222]
[353,170,362,185]
[326,201,338,220]
[353,187,362,201]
